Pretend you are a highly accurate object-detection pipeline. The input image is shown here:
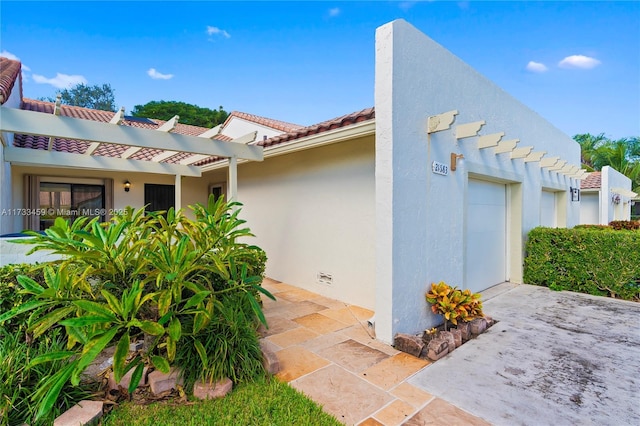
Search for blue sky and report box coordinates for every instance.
[1,1,638,139]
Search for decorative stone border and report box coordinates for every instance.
[51,341,280,425]
[394,316,495,361]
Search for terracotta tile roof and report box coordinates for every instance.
[13,98,226,163]
[224,111,303,133]
[581,172,601,190]
[260,107,375,147]
[194,107,375,167]
[0,57,22,105]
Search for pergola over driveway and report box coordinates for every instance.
[0,106,264,210]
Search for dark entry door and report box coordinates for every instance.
[144,184,175,213]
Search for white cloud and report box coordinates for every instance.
[32,72,87,89]
[206,26,231,39]
[558,55,601,69]
[147,68,174,80]
[0,50,20,61]
[328,7,340,17]
[526,61,548,73]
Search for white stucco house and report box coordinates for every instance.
[0,20,585,343]
[579,166,637,225]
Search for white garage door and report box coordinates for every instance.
[465,179,507,293]
[540,190,557,227]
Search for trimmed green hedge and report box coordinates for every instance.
[524,227,640,301]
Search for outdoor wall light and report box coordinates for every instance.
[570,187,580,202]
[612,194,621,205]
[450,153,464,171]
[124,180,131,192]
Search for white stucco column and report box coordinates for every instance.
[175,174,182,211]
[228,156,238,202]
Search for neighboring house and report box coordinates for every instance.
[0,20,585,343]
[580,166,637,225]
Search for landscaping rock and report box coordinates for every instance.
[193,377,233,400]
[450,329,463,348]
[54,400,103,426]
[439,331,456,354]
[260,339,281,374]
[457,322,471,342]
[426,338,449,361]
[485,315,495,327]
[148,367,184,395]
[394,333,425,357]
[107,366,148,391]
[470,318,488,335]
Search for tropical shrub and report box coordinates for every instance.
[425,281,483,330]
[0,263,45,334]
[524,227,640,300]
[0,196,272,422]
[175,298,265,392]
[0,327,97,426]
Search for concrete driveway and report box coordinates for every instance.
[408,283,640,426]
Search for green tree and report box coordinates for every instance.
[574,133,640,192]
[131,101,228,128]
[44,83,117,112]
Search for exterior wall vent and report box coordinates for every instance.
[317,272,333,285]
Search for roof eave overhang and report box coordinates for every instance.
[4,146,202,177]
[201,118,376,172]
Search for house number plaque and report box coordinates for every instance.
[431,161,449,176]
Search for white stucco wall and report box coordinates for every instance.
[0,237,63,266]
[600,166,635,223]
[374,20,581,343]
[235,135,376,309]
[579,192,600,224]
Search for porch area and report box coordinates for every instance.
[259,278,489,426]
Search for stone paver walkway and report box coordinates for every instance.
[260,278,490,426]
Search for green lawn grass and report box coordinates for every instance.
[102,377,343,426]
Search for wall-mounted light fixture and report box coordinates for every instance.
[612,194,621,205]
[570,186,580,202]
[124,180,131,192]
[450,153,464,171]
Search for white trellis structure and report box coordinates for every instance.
[0,106,264,210]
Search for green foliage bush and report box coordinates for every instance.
[524,227,640,300]
[0,196,271,422]
[0,327,97,425]
[176,299,265,392]
[0,264,45,334]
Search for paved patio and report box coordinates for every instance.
[261,279,640,425]
[259,278,489,425]
[409,283,640,426]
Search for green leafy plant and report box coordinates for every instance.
[175,297,266,391]
[0,263,45,335]
[1,196,273,422]
[0,327,97,426]
[524,227,640,300]
[425,281,484,330]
